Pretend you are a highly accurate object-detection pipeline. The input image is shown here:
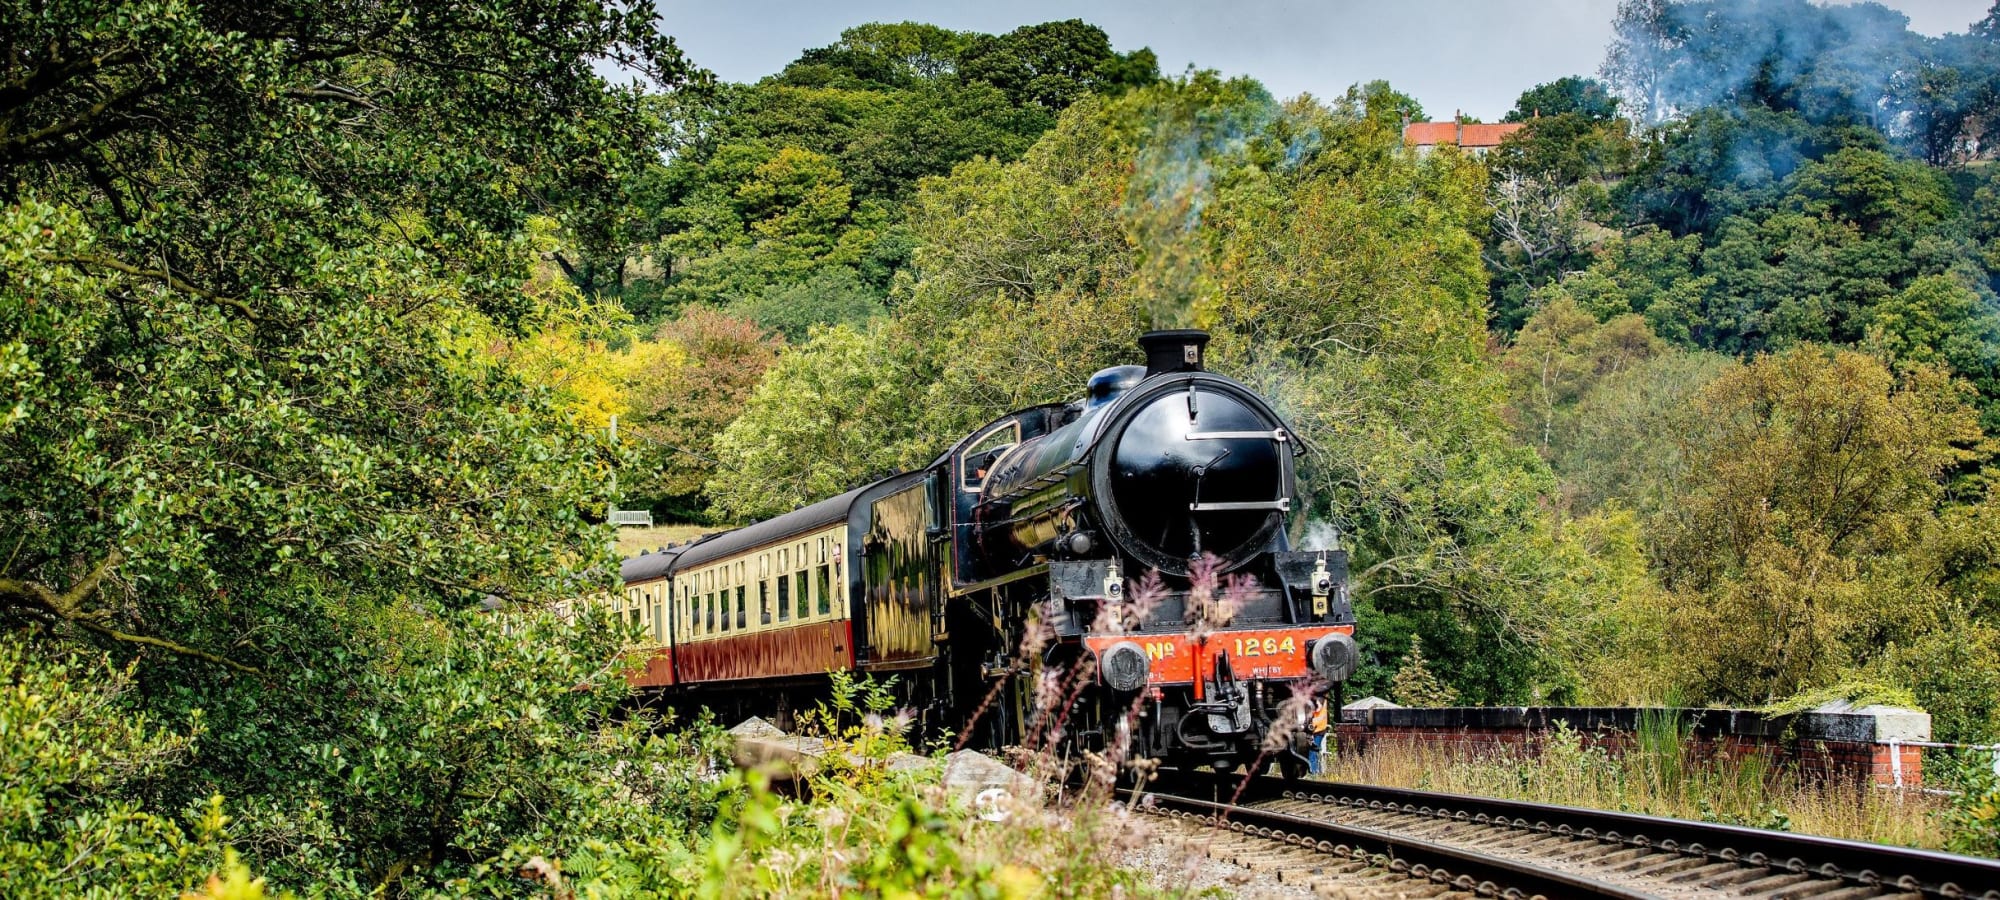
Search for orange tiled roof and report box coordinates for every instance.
[1402,121,1526,148]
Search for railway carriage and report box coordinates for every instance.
[612,330,1359,775]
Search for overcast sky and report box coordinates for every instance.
[652,0,1993,121]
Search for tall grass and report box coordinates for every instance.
[612,522,716,557]
[704,670,1167,898]
[1323,717,1949,850]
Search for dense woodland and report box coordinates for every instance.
[8,0,2000,894]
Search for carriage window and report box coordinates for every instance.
[776,571,790,622]
[706,591,716,632]
[831,553,844,615]
[759,554,772,625]
[960,423,1020,491]
[735,563,746,630]
[816,563,831,617]
[795,570,810,620]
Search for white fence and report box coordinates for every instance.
[1885,738,2000,792]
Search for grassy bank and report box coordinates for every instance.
[613,522,720,558]
[1322,718,1950,850]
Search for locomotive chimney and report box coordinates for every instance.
[1138,329,1210,376]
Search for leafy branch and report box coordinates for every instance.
[55,254,258,321]
[0,551,264,675]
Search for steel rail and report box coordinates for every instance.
[1147,771,2000,898]
[1141,788,1656,899]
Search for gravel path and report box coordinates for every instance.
[1122,818,1323,899]
[1123,817,1479,899]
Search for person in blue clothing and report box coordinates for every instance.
[1309,698,1329,775]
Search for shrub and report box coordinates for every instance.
[0,634,224,898]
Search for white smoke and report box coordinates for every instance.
[1297,519,1343,552]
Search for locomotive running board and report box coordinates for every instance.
[946,562,1051,599]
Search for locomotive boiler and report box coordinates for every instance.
[613,330,1357,777]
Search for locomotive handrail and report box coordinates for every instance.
[1184,428,1289,442]
[1190,499,1292,512]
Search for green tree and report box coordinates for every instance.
[1601,0,1926,128]
[1866,275,2000,429]
[1490,113,1636,189]
[1614,106,1831,237]
[709,325,916,520]
[1539,227,1714,343]
[1335,79,1425,127]
[1506,76,1621,122]
[1498,298,1664,457]
[782,22,973,88]
[1554,350,1733,516]
[730,267,886,342]
[958,20,1157,111]
[0,0,673,669]
[1656,349,1983,702]
[0,0,709,890]
[1484,169,1592,326]
[1389,636,1459,707]
[0,635,221,897]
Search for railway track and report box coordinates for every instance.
[1136,771,2000,899]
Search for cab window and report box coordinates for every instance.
[960,422,1020,491]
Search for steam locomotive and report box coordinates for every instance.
[611,330,1357,775]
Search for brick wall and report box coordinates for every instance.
[1334,705,1931,788]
